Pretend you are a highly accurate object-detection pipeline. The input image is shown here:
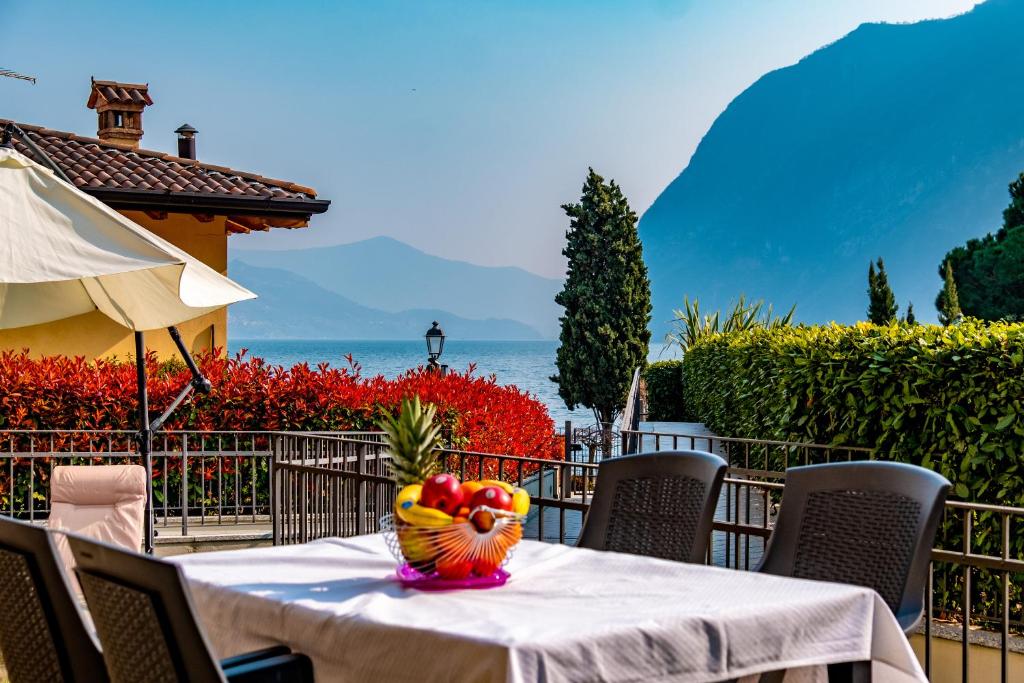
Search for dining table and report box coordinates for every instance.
[171,535,927,683]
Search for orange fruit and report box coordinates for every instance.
[460,481,484,502]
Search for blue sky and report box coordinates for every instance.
[2,0,979,278]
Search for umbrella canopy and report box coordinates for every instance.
[0,147,255,331]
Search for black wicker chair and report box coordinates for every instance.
[755,462,950,683]
[68,534,315,683]
[577,450,727,563]
[0,517,108,683]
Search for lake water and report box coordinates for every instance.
[230,339,597,425]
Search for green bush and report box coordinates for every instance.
[643,360,686,421]
[682,321,1024,624]
[683,321,1024,495]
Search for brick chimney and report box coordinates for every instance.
[87,78,153,148]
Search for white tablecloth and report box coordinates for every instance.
[172,536,926,683]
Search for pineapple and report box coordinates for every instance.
[380,396,443,486]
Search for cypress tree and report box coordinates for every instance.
[936,260,962,325]
[903,301,916,325]
[867,257,898,324]
[867,261,877,320]
[552,168,651,439]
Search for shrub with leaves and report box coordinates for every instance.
[666,295,794,354]
[643,360,686,421]
[681,321,1024,624]
[0,350,562,458]
[0,350,564,514]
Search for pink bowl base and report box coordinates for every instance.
[395,563,510,590]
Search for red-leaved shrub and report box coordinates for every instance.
[0,350,562,461]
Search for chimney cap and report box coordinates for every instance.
[175,123,198,136]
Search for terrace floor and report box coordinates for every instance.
[153,520,272,557]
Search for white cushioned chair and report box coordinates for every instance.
[48,465,147,576]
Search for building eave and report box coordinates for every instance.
[82,187,331,218]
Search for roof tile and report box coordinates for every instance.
[3,120,320,203]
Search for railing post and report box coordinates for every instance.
[271,435,279,545]
[563,421,572,463]
[356,442,367,536]
[181,433,189,536]
[962,511,972,683]
[560,421,572,498]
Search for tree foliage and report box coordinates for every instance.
[935,261,962,326]
[866,257,897,324]
[552,169,651,427]
[666,295,794,354]
[903,301,916,325]
[939,172,1024,321]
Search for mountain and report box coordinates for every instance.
[232,236,563,339]
[640,0,1024,330]
[227,261,544,340]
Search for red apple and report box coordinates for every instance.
[468,485,513,513]
[419,473,464,513]
[436,557,474,580]
[473,559,500,577]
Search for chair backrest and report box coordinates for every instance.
[577,450,727,563]
[756,461,950,632]
[49,466,146,578]
[68,534,226,683]
[0,517,108,683]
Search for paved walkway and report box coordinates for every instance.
[154,521,272,557]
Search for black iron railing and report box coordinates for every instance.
[0,429,380,535]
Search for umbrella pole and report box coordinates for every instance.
[135,331,155,554]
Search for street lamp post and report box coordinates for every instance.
[425,321,446,373]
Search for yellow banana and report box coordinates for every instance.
[395,484,423,513]
[394,482,454,527]
[511,488,530,516]
[397,524,435,562]
[479,479,514,494]
[397,503,454,527]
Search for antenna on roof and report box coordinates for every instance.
[0,69,37,84]
[1,122,73,183]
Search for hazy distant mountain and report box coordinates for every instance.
[227,261,544,340]
[232,236,563,339]
[640,0,1024,329]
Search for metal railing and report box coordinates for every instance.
[619,368,644,455]
[274,429,1024,682]
[3,427,1020,679]
[0,429,379,536]
[272,432,598,546]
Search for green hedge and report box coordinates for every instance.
[643,360,686,421]
[682,321,1024,502]
[683,321,1024,623]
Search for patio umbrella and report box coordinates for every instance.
[0,140,256,553]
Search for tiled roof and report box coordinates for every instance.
[4,121,320,202]
[87,80,153,109]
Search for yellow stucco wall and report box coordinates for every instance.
[0,211,229,361]
[910,633,1024,682]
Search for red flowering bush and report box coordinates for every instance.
[0,349,562,460]
[0,350,562,516]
